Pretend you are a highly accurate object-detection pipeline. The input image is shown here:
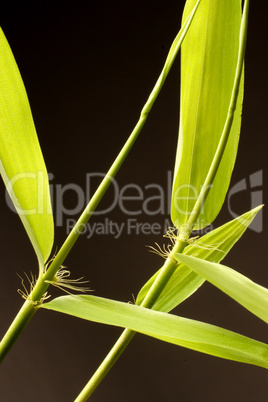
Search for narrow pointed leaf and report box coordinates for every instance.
[136,206,262,312]
[171,0,243,229]
[42,294,268,369]
[0,28,54,266]
[175,253,268,324]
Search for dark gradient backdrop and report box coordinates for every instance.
[0,1,267,401]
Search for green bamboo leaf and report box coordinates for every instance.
[171,0,243,229]
[41,294,268,369]
[136,206,262,312]
[0,28,54,268]
[175,253,268,324]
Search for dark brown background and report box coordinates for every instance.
[0,1,267,401]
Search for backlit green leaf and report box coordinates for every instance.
[175,253,268,323]
[42,294,268,369]
[136,206,262,312]
[171,0,243,229]
[0,28,54,267]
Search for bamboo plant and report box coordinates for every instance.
[0,0,267,400]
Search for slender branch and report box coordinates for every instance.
[39,0,202,285]
[0,0,200,364]
[74,239,186,402]
[0,300,36,363]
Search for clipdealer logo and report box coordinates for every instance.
[5,170,263,238]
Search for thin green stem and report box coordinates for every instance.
[0,0,200,364]
[74,238,186,402]
[140,239,187,309]
[74,1,250,400]
[74,329,135,402]
[0,300,36,363]
[36,0,201,287]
